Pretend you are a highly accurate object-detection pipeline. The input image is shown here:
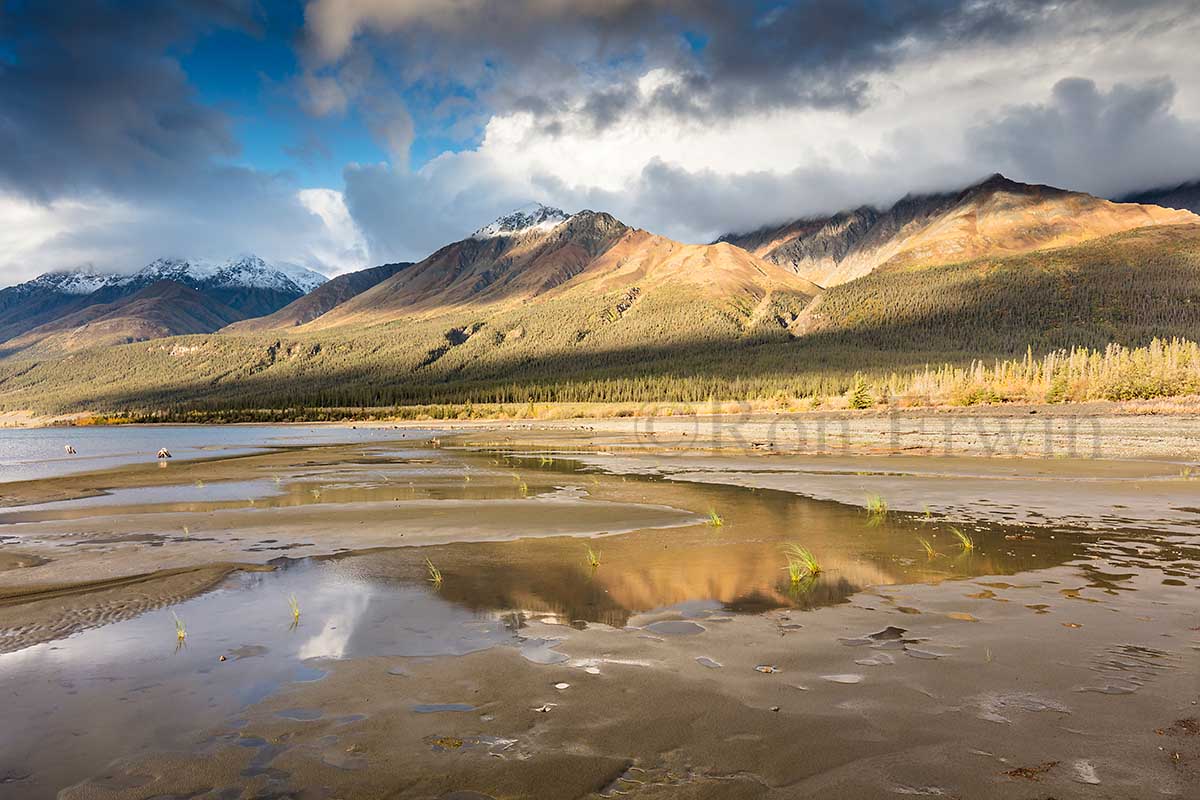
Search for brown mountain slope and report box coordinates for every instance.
[0,280,243,356]
[307,210,818,330]
[720,174,1198,287]
[309,211,630,327]
[224,261,412,332]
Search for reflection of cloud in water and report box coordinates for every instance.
[298,586,371,660]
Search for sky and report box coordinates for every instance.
[2,0,1200,287]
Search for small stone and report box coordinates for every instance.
[554,682,570,690]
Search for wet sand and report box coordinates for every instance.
[58,578,1199,799]
[0,421,1197,798]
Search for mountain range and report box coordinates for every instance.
[2,174,1199,414]
[0,256,328,355]
[718,174,1196,287]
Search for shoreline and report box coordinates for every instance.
[5,395,1200,430]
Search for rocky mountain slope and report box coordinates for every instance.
[304,206,817,330]
[0,281,244,356]
[719,174,1198,286]
[0,256,326,344]
[224,262,412,332]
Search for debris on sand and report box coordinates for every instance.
[1003,760,1059,781]
[1157,718,1200,737]
[1072,760,1101,785]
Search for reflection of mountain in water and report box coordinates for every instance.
[334,478,1091,628]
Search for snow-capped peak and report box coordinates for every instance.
[472,203,571,239]
[27,268,118,295]
[119,256,328,294]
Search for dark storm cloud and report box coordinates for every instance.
[0,2,366,283]
[340,66,1200,265]
[302,0,1186,136]
[0,1,263,201]
[967,76,1200,198]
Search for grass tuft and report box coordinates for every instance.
[950,526,974,551]
[865,494,888,515]
[917,536,938,559]
[782,543,821,583]
[426,558,444,587]
[585,545,601,569]
[172,611,187,641]
[706,509,724,527]
[288,594,301,622]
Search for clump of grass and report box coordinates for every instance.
[426,558,443,587]
[518,481,529,497]
[917,536,938,559]
[706,509,724,527]
[539,456,555,466]
[782,544,821,583]
[950,526,974,551]
[172,611,187,641]
[288,594,301,622]
[585,545,601,569]
[865,494,888,515]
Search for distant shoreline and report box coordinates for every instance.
[5,397,1200,462]
[6,395,1200,430]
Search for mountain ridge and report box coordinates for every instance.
[718,174,1198,287]
[0,255,328,344]
[0,280,244,357]
[301,209,818,331]
[224,262,413,332]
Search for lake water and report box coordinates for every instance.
[0,424,432,483]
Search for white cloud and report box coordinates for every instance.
[297,188,372,274]
[338,12,1200,261]
[0,193,140,284]
[0,178,372,287]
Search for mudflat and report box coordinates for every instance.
[0,414,1197,798]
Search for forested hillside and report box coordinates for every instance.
[2,224,1198,416]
